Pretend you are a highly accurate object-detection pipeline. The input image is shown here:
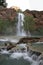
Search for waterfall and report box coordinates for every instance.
[17,13,31,36]
[17,13,26,36]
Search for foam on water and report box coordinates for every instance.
[0,39,8,42]
[17,44,27,49]
[23,53,33,62]
[9,39,19,43]
[0,49,10,54]
[31,61,39,65]
[10,52,23,59]
[10,52,33,62]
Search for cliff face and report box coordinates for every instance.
[0,6,17,21]
[0,7,18,35]
[0,8,43,25]
[24,9,43,27]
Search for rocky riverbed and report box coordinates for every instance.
[0,36,43,55]
[0,36,43,65]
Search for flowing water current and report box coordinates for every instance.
[0,38,43,65]
[0,50,43,65]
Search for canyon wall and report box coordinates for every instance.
[0,6,17,21]
[24,9,43,27]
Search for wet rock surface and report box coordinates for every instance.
[17,37,43,44]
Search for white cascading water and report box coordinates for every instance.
[17,13,27,36]
[0,49,9,54]
[0,39,43,65]
[10,43,43,65]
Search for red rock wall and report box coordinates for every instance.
[0,7,17,21]
[24,10,43,27]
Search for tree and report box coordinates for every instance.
[36,26,43,35]
[0,16,17,35]
[0,0,7,7]
[17,9,22,13]
[0,19,10,34]
[23,15,36,34]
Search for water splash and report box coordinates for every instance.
[0,49,9,54]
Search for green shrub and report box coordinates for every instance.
[0,17,17,35]
[23,15,36,34]
[36,26,43,35]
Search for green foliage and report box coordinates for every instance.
[0,0,4,4]
[9,17,17,27]
[17,9,22,13]
[36,26,43,35]
[23,15,36,33]
[0,19,9,34]
[0,17,17,35]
